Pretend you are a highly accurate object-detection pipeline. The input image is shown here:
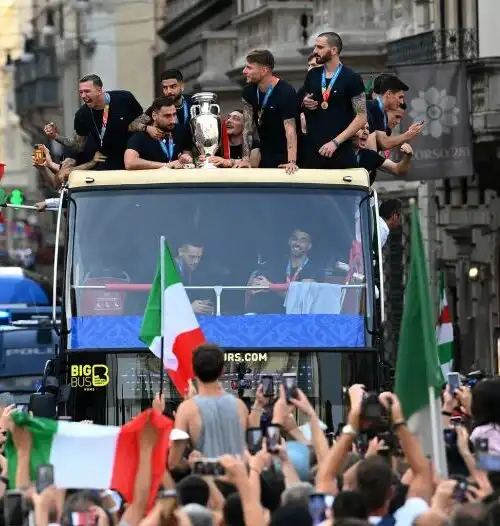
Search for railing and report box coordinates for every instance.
[387,28,478,67]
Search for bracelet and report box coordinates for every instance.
[332,139,340,147]
[251,406,263,413]
[441,411,452,417]
[392,421,406,430]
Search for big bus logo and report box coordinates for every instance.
[70,365,110,390]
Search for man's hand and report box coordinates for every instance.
[32,145,51,167]
[278,162,298,175]
[365,437,387,458]
[0,404,16,432]
[146,126,164,140]
[208,156,231,167]
[272,384,292,426]
[318,140,337,158]
[43,122,58,139]
[378,392,404,422]
[456,386,472,416]
[179,153,193,164]
[348,384,365,412]
[400,143,413,156]
[404,122,424,140]
[250,275,271,294]
[93,151,107,163]
[303,93,318,110]
[289,388,315,418]
[165,160,184,169]
[442,385,458,414]
[219,455,248,485]
[192,300,214,315]
[234,159,251,168]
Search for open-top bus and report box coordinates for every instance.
[49,168,385,427]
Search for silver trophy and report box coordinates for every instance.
[189,92,222,169]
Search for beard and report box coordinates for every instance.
[316,51,332,64]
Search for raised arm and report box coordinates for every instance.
[334,92,367,145]
[54,130,87,153]
[376,122,423,151]
[242,99,255,161]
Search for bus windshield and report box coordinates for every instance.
[66,184,374,351]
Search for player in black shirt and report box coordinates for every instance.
[43,74,145,170]
[301,32,367,169]
[239,49,298,173]
[124,96,193,170]
[354,123,413,185]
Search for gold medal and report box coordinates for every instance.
[321,101,329,110]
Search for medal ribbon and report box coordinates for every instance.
[321,64,343,104]
[158,133,175,161]
[286,258,309,284]
[257,78,279,124]
[376,96,388,129]
[176,98,189,125]
[98,92,111,147]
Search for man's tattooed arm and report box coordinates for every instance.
[128,114,152,132]
[242,99,255,160]
[333,92,367,144]
[283,118,297,163]
[54,131,86,153]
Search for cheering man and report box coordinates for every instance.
[301,32,367,169]
[43,74,153,170]
[124,96,192,170]
[239,49,298,174]
[203,110,244,167]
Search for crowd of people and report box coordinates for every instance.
[0,344,500,525]
[31,31,424,195]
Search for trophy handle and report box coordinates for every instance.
[190,105,200,119]
[211,104,221,115]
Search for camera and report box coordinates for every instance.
[359,392,389,432]
[192,459,225,476]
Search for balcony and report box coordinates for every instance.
[230,1,313,73]
[13,48,60,117]
[386,28,478,67]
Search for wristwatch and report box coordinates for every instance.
[332,138,340,148]
[341,424,358,438]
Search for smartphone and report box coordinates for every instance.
[261,375,274,397]
[70,512,97,526]
[448,372,461,396]
[4,491,24,526]
[36,464,54,494]
[265,424,281,453]
[308,493,334,525]
[247,427,263,455]
[444,428,457,446]
[282,373,298,402]
[192,459,225,476]
[453,478,469,503]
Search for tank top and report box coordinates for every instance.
[192,393,246,457]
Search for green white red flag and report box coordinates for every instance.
[140,240,205,396]
[436,271,453,377]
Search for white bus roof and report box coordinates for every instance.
[68,168,370,189]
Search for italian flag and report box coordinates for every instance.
[140,240,205,396]
[436,271,453,377]
[395,201,447,476]
[6,409,172,509]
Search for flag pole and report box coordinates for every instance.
[160,235,166,397]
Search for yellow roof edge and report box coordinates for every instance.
[68,168,370,189]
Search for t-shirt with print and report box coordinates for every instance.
[126,127,192,164]
[242,80,298,167]
[74,90,143,170]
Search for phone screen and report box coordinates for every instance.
[309,493,334,525]
[261,375,274,397]
[448,372,461,395]
[477,453,500,472]
[70,512,97,526]
[266,424,281,453]
[4,492,24,526]
[453,480,468,502]
[247,427,263,454]
[36,464,54,494]
[283,373,298,402]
